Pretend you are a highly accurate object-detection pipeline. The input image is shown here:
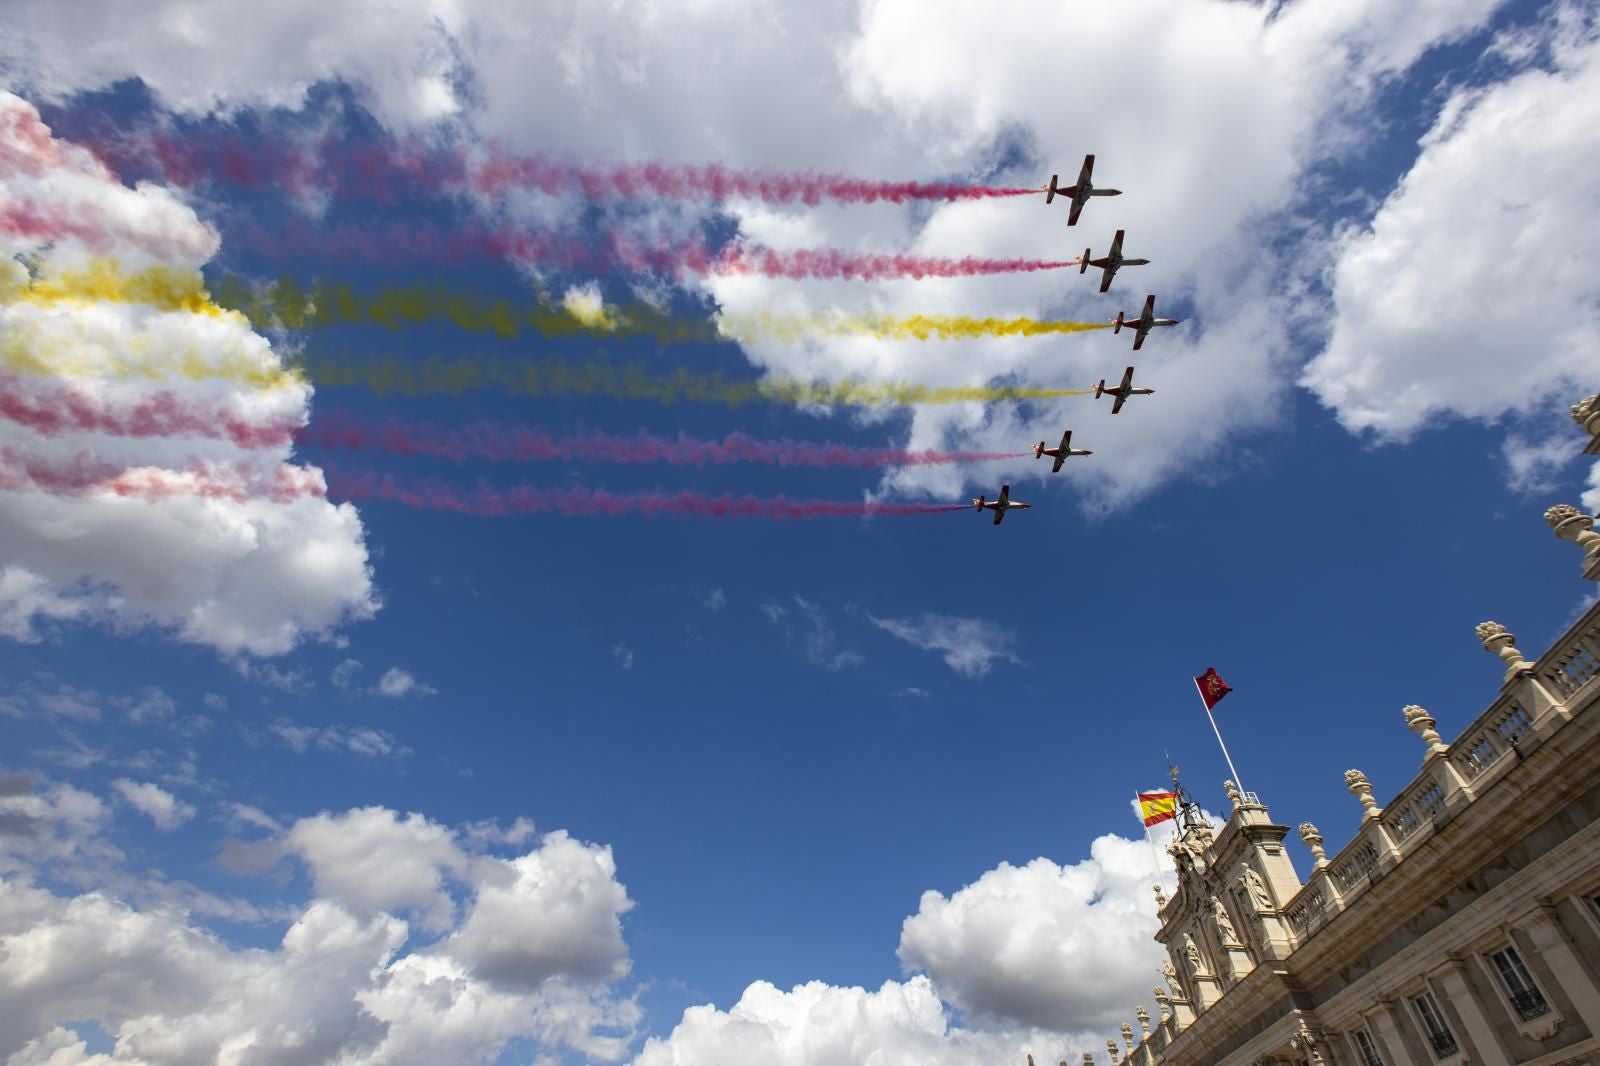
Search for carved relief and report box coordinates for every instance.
[1212,897,1239,944]
[1244,867,1274,911]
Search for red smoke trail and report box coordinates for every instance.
[327,468,970,520]
[0,449,325,504]
[299,412,1028,469]
[0,203,218,262]
[0,375,299,449]
[84,130,1035,207]
[234,218,1077,280]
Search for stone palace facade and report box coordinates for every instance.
[1098,397,1600,1066]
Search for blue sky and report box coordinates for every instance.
[2,0,1598,1063]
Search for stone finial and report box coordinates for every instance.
[1477,621,1533,675]
[1298,821,1328,865]
[1403,704,1446,754]
[1154,985,1170,1005]
[1152,883,1166,907]
[1120,1023,1134,1049]
[1135,1005,1151,1037]
[1083,1055,1095,1066]
[1107,1039,1120,1062]
[1573,394,1600,435]
[1546,504,1600,556]
[1223,780,1242,809]
[1345,769,1382,820]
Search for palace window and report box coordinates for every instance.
[1353,1027,1384,1066]
[1489,946,1551,1022]
[1412,991,1459,1059]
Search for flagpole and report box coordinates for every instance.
[1195,677,1246,796]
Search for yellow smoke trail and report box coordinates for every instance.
[7,265,1113,345]
[303,354,1093,407]
[1,258,237,320]
[207,276,1109,344]
[716,312,1111,343]
[0,261,305,391]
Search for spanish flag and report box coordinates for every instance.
[1138,790,1178,828]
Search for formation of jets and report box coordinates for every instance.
[969,155,1176,527]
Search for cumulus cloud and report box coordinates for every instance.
[1303,6,1600,439]
[0,93,379,657]
[898,835,1169,1032]
[633,975,1058,1066]
[110,778,195,830]
[868,613,1019,677]
[267,719,410,758]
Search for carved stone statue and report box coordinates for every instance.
[1244,867,1274,911]
[1574,393,1600,431]
[1183,934,1204,973]
[1298,822,1327,865]
[1402,704,1446,753]
[1477,620,1533,674]
[1212,897,1238,943]
[1546,503,1600,557]
[1161,959,1178,996]
[1224,779,1242,808]
[1345,768,1381,818]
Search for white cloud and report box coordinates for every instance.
[868,613,1019,678]
[1583,461,1600,516]
[267,719,410,759]
[1303,8,1600,439]
[283,807,470,932]
[702,587,727,613]
[333,660,436,698]
[443,830,634,988]
[761,595,862,671]
[633,975,1057,1066]
[110,778,195,830]
[0,93,379,658]
[611,643,635,671]
[898,835,1169,1032]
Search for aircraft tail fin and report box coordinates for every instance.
[1094,379,1106,398]
[1113,311,1124,334]
[1080,250,1091,275]
[1043,175,1059,204]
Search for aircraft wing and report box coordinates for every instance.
[1076,155,1095,189]
[1141,294,1155,320]
[1099,265,1114,293]
[997,484,1011,507]
[993,506,1005,525]
[1108,229,1125,259]
[1067,196,1085,226]
[1132,324,1148,351]
[1052,453,1066,473]
[1111,391,1127,414]
[1119,366,1136,392]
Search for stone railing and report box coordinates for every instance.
[1537,614,1600,700]
[1274,603,1600,952]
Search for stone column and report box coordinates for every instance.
[1545,504,1600,581]
[1573,394,1600,455]
[1433,960,1512,1066]
[1522,905,1600,1035]
[1367,1001,1421,1066]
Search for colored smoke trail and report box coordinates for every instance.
[0,374,298,448]
[0,258,231,319]
[89,130,1041,207]
[0,328,305,392]
[327,468,972,520]
[306,355,1094,408]
[233,218,1077,280]
[718,312,1110,343]
[299,412,1029,469]
[0,450,325,504]
[211,275,1110,344]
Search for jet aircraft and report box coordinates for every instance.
[1042,154,1122,226]
[1034,430,1092,473]
[972,484,1031,526]
[1094,366,1154,414]
[1113,294,1180,351]
[1079,229,1150,293]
